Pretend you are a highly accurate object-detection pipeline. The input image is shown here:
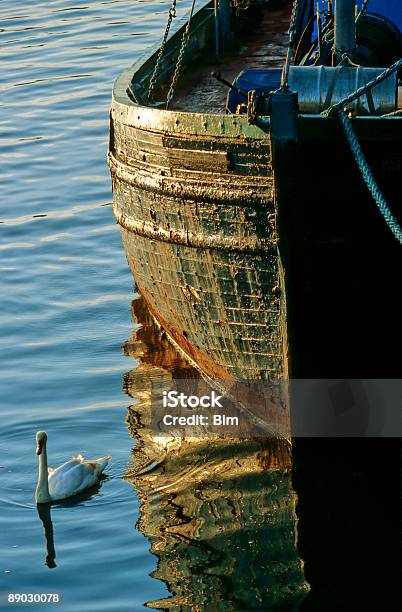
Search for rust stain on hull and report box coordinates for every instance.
[134,278,291,439]
[136,278,234,381]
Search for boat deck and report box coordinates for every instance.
[174,4,291,113]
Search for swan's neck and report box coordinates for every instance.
[36,444,51,503]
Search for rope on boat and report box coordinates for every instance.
[338,110,402,245]
[356,0,369,23]
[166,0,197,109]
[317,58,402,244]
[321,58,402,116]
[297,0,369,68]
[279,3,400,244]
[147,0,177,101]
[282,0,303,87]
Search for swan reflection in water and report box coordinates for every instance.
[36,482,105,569]
[36,503,56,568]
[123,297,309,610]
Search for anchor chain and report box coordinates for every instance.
[166,0,197,109]
[147,0,177,101]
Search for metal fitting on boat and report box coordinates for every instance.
[269,88,299,148]
[287,66,398,115]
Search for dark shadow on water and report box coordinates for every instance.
[293,437,400,611]
[36,480,106,569]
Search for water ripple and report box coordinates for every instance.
[0,1,191,608]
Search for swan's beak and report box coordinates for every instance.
[36,431,47,455]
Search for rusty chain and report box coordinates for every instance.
[147,0,177,101]
[166,0,197,109]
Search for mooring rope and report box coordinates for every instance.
[338,110,402,245]
[318,56,402,245]
[356,0,369,23]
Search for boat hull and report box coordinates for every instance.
[276,115,402,378]
[110,97,402,383]
[109,0,401,389]
[109,105,288,382]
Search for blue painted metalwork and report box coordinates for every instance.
[226,69,282,113]
[334,0,356,58]
[367,0,402,31]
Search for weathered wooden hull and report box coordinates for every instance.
[109,2,290,383]
[109,0,402,386]
[110,109,287,381]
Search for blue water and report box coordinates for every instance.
[2,1,396,610]
[0,1,191,610]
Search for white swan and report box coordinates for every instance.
[35,431,111,503]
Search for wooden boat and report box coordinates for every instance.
[109,0,402,399]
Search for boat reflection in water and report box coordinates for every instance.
[123,297,309,610]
